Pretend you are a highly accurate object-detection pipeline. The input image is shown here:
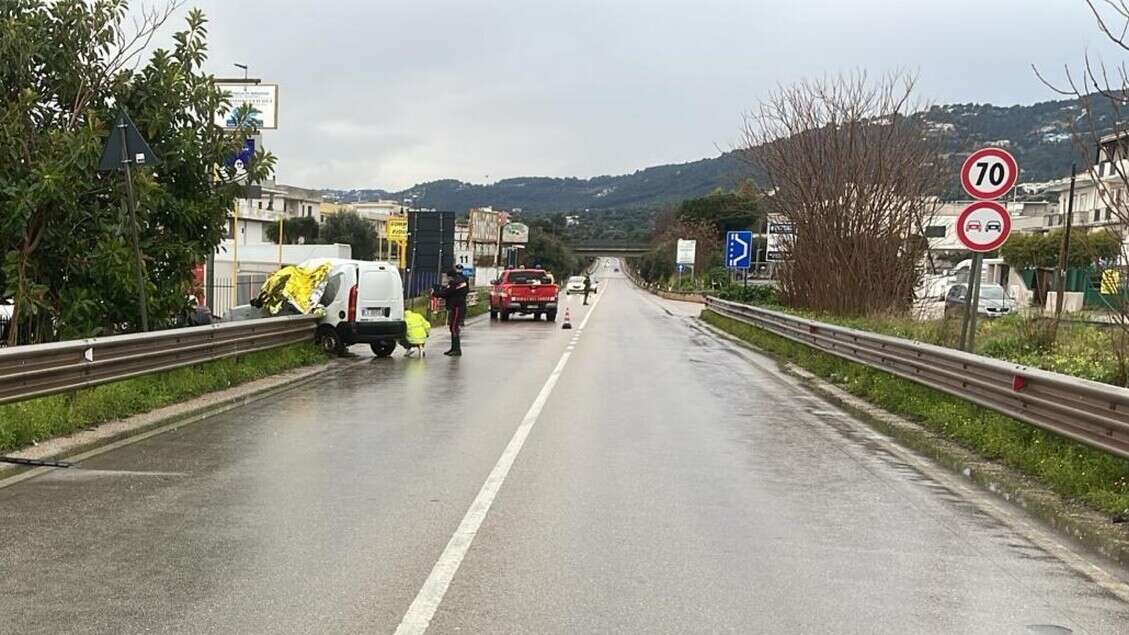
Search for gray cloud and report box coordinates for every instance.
[154,0,1124,190]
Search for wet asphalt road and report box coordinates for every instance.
[3,260,1129,633]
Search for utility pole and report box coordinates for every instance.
[1054,163,1078,326]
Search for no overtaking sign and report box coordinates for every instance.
[955,201,1011,253]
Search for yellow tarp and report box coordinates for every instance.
[257,262,333,315]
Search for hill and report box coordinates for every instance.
[323,96,1107,214]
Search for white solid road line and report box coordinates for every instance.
[394,286,605,635]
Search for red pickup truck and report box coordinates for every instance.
[490,269,560,321]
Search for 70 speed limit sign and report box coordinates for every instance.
[961,147,1018,200]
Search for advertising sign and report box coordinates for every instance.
[501,222,529,244]
[215,83,279,130]
[676,239,696,266]
[387,217,408,243]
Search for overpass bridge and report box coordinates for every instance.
[567,240,649,257]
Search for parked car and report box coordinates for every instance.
[490,269,560,321]
[944,283,1017,318]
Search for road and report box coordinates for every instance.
[2,260,1129,633]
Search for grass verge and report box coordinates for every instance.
[701,309,1129,519]
[0,343,329,454]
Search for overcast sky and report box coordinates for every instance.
[156,0,1124,191]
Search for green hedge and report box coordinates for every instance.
[702,309,1129,518]
[0,343,328,454]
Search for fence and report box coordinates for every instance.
[209,273,269,320]
[704,296,1129,459]
[0,314,318,406]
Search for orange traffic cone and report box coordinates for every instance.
[561,307,573,329]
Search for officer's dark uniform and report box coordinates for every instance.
[436,269,469,356]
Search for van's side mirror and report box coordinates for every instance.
[491,279,500,285]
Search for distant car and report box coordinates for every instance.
[613,267,620,272]
[565,276,585,294]
[565,275,598,294]
[985,220,1002,232]
[944,283,1017,318]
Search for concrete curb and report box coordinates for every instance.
[0,356,365,488]
[694,315,1129,568]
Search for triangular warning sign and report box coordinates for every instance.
[98,110,160,172]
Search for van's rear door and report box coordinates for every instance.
[356,264,403,322]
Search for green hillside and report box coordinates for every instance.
[325,96,1107,215]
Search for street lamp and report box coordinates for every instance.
[234,63,248,81]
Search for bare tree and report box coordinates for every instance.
[1034,1,1129,382]
[741,71,942,315]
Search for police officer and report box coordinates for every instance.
[435,266,469,356]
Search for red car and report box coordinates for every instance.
[490,269,560,321]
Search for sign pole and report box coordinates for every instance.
[964,252,984,352]
[277,216,284,268]
[231,201,239,308]
[119,121,149,332]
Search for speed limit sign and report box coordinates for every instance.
[961,147,1018,200]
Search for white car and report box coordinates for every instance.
[565,276,598,294]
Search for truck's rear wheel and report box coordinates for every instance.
[500,310,510,322]
[490,309,498,320]
[546,310,557,322]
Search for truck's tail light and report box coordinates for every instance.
[347,284,358,322]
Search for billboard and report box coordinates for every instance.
[406,211,456,297]
[215,83,279,130]
[676,239,696,266]
[501,222,529,244]
[387,217,408,242]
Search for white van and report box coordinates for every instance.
[303,258,405,357]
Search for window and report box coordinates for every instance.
[258,201,263,209]
[924,225,946,238]
[1095,208,1102,222]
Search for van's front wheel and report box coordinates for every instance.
[316,326,345,356]
[370,340,396,358]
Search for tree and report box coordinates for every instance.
[522,229,581,279]
[1,1,274,343]
[1001,229,1121,270]
[742,71,943,315]
[266,216,319,244]
[319,211,377,261]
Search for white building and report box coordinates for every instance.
[229,181,323,245]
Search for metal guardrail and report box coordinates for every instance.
[705,297,1129,459]
[0,315,318,406]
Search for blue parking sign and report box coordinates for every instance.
[726,231,754,268]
